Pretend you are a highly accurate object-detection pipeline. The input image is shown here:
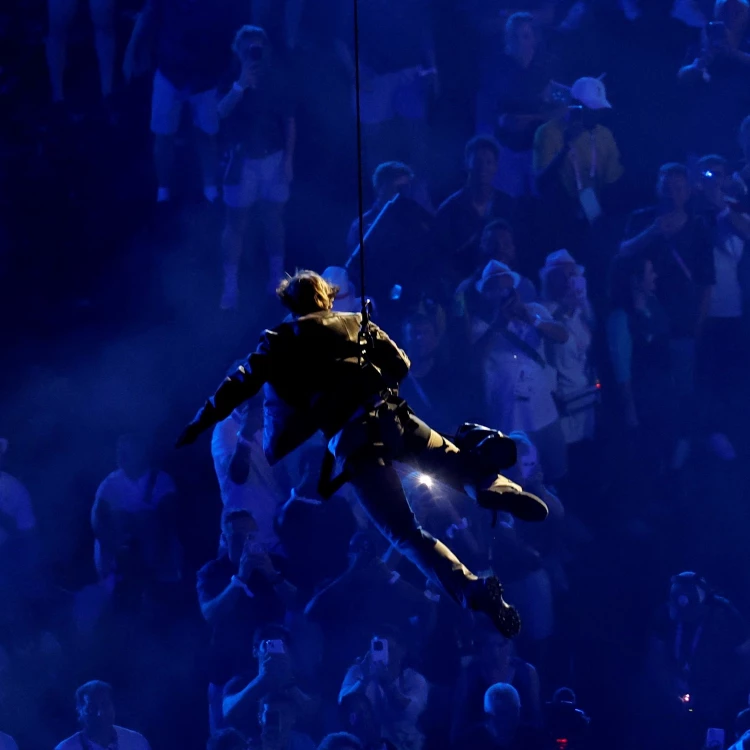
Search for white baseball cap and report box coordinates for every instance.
[571,76,612,110]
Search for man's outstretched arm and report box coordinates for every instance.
[176,339,272,447]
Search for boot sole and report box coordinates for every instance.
[482,577,522,638]
[477,489,549,523]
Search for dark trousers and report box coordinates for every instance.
[336,408,503,607]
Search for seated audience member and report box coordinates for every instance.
[91,434,182,611]
[252,693,316,750]
[619,163,716,465]
[451,627,542,741]
[219,25,297,307]
[305,531,429,693]
[694,155,750,448]
[486,13,555,198]
[208,727,249,750]
[533,77,623,256]
[0,437,36,577]
[453,683,538,750]
[123,0,244,205]
[346,162,415,254]
[276,445,357,599]
[677,0,750,156]
[54,681,151,750]
[539,250,597,450]
[471,260,569,482]
[223,625,314,741]
[434,136,516,286]
[455,220,537,320]
[317,733,363,750]
[212,382,287,554]
[0,732,17,750]
[339,626,429,750]
[645,572,750,745]
[198,509,295,731]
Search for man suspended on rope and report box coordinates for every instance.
[175,270,549,637]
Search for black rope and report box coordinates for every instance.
[351,0,373,356]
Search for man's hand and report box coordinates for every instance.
[259,651,295,691]
[654,211,688,238]
[239,541,277,582]
[175,421,202,448]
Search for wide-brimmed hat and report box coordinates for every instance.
[539,249,585,279]
[476,260,521,294]
[571,76,612,110]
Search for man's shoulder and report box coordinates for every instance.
[535,117,563,140]
[115,726,150,748]
[0,731,18,750]
[437,188,468,215]
[54,734,81,750]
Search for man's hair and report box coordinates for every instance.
[372,161,414,192]
[76,680,112,709]
[232,25,270,55]
[658,162,689,181]
[696,153,728,171]
[207,728,249,750]
[505,11,534,38]
[318,733,364,750]
[465,135,501,163]
[253,623,292,649]
[277,270,339,316]
[484,682,521,714]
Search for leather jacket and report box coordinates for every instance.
[177,311,411,464]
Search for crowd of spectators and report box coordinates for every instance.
[6,0,750,749]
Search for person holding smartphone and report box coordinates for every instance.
[339,627,429,750]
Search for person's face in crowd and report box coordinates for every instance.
[486,691,521,740]
[481,228,516,266]
[224,514,259,566]
[468,147,499,189]
[699,160,731,195]
[236,34,268,72]
[517,443,539,481]
[377,175,412,205]
[658,171,691,210]
[508,21,536,63]
[404,319,440,361]
[634,259,657,296]
[259,700,295,748]
[116,435,148,478]
[483,274,517,314]
[78,689,116,734]
[669,581,707,624]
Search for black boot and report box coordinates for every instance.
[467,576,522,638]
[468,576,521,638]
